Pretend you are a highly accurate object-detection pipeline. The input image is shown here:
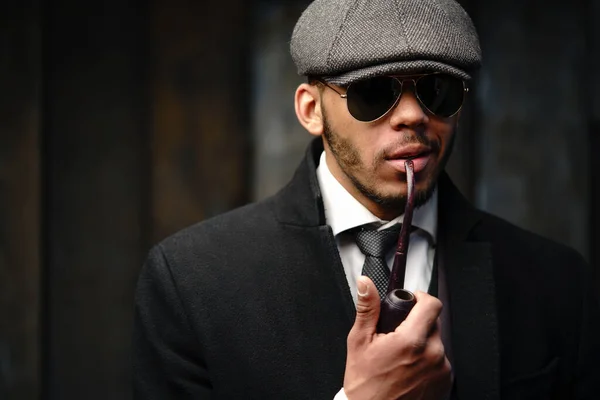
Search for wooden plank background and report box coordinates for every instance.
[0,1,41,399]
[41,1,148,398]
[471,0,591,260]
[587,0,600,284]
[0,0,597,399]
[150,0,252,243]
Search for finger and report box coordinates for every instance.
[395,291,442,339]
[421,319,446,364]
[435,317,442,337]
[347,276,381,349]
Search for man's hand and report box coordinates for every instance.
[343,277,451,400]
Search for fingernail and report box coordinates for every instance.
[357,277,369,297]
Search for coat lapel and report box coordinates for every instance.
[273,138,356,324]
[438,174,500,400]
[274,140,501,398]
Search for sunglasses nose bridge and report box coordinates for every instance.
[396,77,418,93]
[388,79,428,124]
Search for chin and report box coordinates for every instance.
[378,171,432,198]
[398,173,437,206]
[414,175,434,195]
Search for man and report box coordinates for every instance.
[133,0,600,399]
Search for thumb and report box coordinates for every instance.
[348,276,381,348]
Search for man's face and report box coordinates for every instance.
[318,78,459,219]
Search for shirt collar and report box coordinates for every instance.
[316,151,437,241]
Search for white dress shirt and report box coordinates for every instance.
[315,151,439,400]
[316,151,438,304]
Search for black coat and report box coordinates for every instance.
[133,139,600,399]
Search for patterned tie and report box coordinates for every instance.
[355,224,402,301]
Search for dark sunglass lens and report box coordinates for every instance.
[347,77,401,122]
[416,74,465,117]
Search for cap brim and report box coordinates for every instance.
[320,60,473,86]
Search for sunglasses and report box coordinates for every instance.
[318,73,468,122]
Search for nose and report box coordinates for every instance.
[387,85,428,129]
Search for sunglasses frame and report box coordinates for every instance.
[317,73,469,123]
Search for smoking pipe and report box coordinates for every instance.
[376,159,417,334]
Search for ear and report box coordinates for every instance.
[294,83,324,137]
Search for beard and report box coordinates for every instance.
[321,110,456,214]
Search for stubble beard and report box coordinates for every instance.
[321,111,456,215]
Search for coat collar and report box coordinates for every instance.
[273,138,326,227]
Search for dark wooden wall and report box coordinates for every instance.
[0,1,41,399]
[42,1,148,398]
[149,0,252,242]
[588,0,600,284]
[0,0,597,399]
[42,1,252,399]
[2,0,252,399]
[472,0,592,261]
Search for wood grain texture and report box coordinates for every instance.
[150,0,252,242]
[472,0,590,260]
[0,1,41,399]
[42,1,148,398]
[586,0,599,282]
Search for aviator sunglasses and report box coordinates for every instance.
[318,73,468,122]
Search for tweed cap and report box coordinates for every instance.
[290,0,482,85]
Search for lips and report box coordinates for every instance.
[385,145,432,173]
[386,144,431,159]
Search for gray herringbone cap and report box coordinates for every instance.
[290,0,482,85]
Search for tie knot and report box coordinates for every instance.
[355,224,401,257]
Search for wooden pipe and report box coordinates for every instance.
[377,159,417,334]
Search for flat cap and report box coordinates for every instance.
[290,0,482,85]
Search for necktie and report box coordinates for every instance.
[355,224,402,301]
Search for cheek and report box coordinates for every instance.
[356,137,382,168]
[432,121,456,153]
[337,121,376,163]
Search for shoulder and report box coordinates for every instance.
[474,210,589,282]
[154,196,280,262]
[478,211,583,259]
[140,192,313,303]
